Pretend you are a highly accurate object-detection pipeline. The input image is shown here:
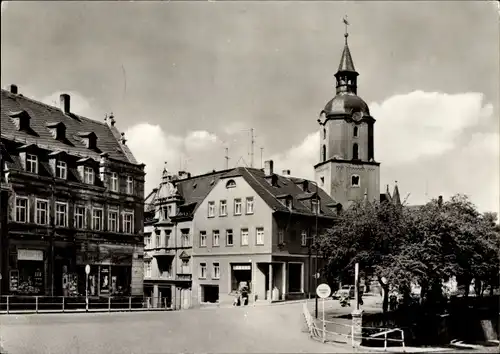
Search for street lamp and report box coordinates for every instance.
[306,180,320,319]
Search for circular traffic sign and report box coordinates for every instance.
[85,264,91,275]
[316,283,332,298]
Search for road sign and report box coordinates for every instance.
[85,264,90,275]
[316,283,331,299]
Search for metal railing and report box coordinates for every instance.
[0,295,172,314]
[302,301,406,351]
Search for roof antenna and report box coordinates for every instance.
[224,147,230,170]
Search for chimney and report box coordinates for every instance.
[60,94,70,113]
[282,169,291,176]
[264,160,274,176]
[9,84,18,94]
[178,171,191,180]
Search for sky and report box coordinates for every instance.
[1,1,499,215]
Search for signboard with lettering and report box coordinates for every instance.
[17,249,44,261]
[100,266,109,294]
[9,270,19,292]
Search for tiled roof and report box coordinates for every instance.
[1,89,137,164]
[226,167,338,218]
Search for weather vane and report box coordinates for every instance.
[343,15,350,43]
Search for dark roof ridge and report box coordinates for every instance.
[1,89,110,129]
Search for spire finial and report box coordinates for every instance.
[343,15,350,44]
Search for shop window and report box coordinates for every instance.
[111,266,131,296]
[16,249,44,295]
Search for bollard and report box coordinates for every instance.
[7,296,9,314]
[35,296,39,313]
[108,297,111,312]
[129,297,132,311]
[62,297,65,312]
[384,332,387,351]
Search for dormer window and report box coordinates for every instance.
[77,132,98,150]
[226,179,236,188]
[351,175,360,187]
[311,199,319,215]
[110,172,119,192]
[285,197,293,209]
[84,166,95,184]
[9,110,31,131]
[26,153,38,174]
[56,160,67,179]
[46,122,66,140]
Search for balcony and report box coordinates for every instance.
[176,273,192,281]
[150,248,175,257]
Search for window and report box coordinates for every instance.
[213,263,220,279]
[301,230,308,247]
[123,212,134,233]
[213,230,220,247]
[84,166,94,184]
[352,143,359,160]
[320,176,325,186]
[226,179,236,188]
[322,145,326,162]
[241,228,249,246]
[35,199,49,225]
[226,229,233,246]
[26,154,38,174]
[181,259,189,274]
[75,206,86,229]
[199,263,207,279]
[351,175,360,187]
[126,176,134,194]
[144,261,151,277]
[155,231,160,248]
[234,198,242,215]
[110,172,119,192]
[246,197,254,214]
[220,200,227,216]
[55,202,68,227]
[56,160,67,179]
[208,201,216,217]
[92,208,103,231]
[353,126,358,137]
[167,205,173,218]
[323,128,326,140]
[278,229,285,245]
[164,230,171,247]
[256,227,264,245]
[15,197,29,223]
[144,234,151,248]
[181,229,189,247]
[108,209,118,232]
[312,199,319,215]
[200,231,207,247]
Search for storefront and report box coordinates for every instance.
[12,248,45,295]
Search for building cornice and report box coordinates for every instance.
[314,158,380,169]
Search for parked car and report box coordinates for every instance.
[332,285,363,299]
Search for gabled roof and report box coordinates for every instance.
[1,89,138,164]
[230,167,338,218]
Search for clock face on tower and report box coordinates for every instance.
[352,111,362,121]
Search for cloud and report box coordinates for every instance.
[40,91,99,119]
[270,91,498,214]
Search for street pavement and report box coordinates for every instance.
[0,302,354,354]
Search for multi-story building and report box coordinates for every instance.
[0,85,145,298]
[191,160,339,306]
[143,167,228,309]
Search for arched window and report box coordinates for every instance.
[352,143,359,160]
[225,179,236,189]
[323,128,326,140]
[353,126,358,137]
[322,145,326,162]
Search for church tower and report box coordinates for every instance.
[314,21,380,209]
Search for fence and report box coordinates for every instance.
[0,295,172,314]
[302,301,406,351]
